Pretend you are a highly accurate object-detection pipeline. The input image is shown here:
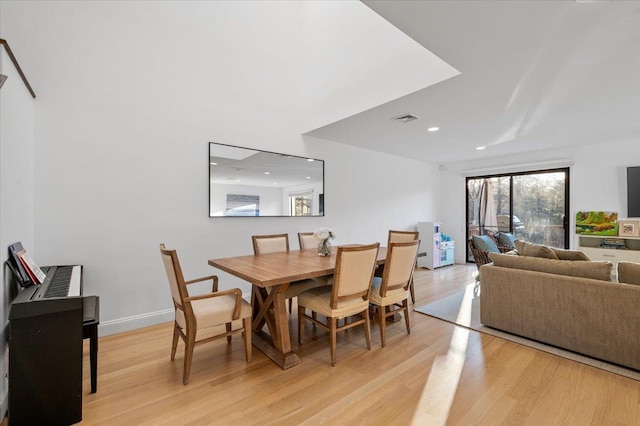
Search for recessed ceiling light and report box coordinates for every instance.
[476,146,486,150]
[307,159,314,162]
[210,162,218,165]
[306,176,311,179]
[427,126,439,132]
[264,172,270,175]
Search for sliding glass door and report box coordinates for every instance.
[466,168,569,262]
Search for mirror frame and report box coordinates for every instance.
[209,142,325,217]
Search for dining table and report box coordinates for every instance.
[208,246,387,369]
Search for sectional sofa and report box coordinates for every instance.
[479,241,640,371]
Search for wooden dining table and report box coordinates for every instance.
[208,246,387,369]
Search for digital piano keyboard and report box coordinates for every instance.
[8,264,85,426]
[12,264,82,303]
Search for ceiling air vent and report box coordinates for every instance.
[392,114,419,123]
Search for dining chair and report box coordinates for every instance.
[297,243,380,366]
[369,240,420,347]
[159,244,252,385]
[251,234,326,313]
[387,230,420,243]
[298,232,317,250]
[252,233,290,253]
[387,230,420,304]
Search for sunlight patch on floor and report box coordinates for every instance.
[411,283,476,425]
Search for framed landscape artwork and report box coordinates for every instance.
[618,219,640,237]
[575,211,619,236]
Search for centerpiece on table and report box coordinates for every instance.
[314,228,336,256]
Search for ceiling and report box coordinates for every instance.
[210,144,324,188]
[305,0,640,164]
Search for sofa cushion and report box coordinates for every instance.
[488,252,613,282]
[472,235,500,253]
[495,232,516,248]
[618,261,640,286]
[514,240,559,259]
[551,248,590,261]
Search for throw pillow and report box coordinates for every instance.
[495,232,516,248]
[472,234,500,253]
[514,239,526,253]
[618,261,640,286]
[552,248,590,261]
[513,240,559,259]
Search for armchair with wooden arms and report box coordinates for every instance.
[159,244,252,385]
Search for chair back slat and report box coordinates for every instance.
[332,243,379,307]
[298,232,316,250]
[388,230,419,244]
[379,240,420,296]
[252,234,289,254]
[159,244,186,308]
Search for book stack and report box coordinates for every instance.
[7,242,46,286]
[599,238,627,250]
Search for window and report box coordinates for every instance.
[466,168,569,262]
[289,191,313,216]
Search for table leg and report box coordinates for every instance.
[251,284,300,369]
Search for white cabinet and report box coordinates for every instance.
[577,235,640,264]
[417,221,455,269]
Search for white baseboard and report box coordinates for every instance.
[99,308,175,336]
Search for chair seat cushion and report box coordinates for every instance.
[284,278,331,299]
[298,286,369,319]
[472,235,500,253]
[193,320,247,342]
[176,294,252,332]
[369,276,408,306]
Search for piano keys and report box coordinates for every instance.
[12,264,82,304]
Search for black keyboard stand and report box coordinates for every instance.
[83,295,99,393]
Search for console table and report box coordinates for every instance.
[577,234,640,264]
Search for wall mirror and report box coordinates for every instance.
[209,142,324,217]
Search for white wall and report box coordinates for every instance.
[440,138,640,262]
[2,2,439,335]
[0,47,35,420]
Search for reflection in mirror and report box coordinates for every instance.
[209,143,324,217]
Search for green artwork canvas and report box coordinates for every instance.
[575,211,619,236]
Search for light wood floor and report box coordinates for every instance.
[74,264,640,425]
